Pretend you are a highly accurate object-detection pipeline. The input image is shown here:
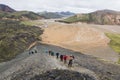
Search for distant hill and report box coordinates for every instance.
[0,11,43,20]
[38,11,75,19]
[59,9,120,25]
[7,11,43,20]
[56,11,75,17]
[0,4,43,20]
[38,12,63,19]
[0,4,15,12]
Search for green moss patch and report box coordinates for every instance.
[106,33,120,63]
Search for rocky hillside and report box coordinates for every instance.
[0,4,15,12]
[59,9,120,25]
[0,20,43,62]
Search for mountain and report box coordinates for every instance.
[0,4,15,12]
[88,9,120,25]
[0,11,43,20]
[0,4,43,20]
[59,9,120,25]
[38,11,63,19]
[7,11,43,20]
[56,11,75,17]
[38,11,75,19]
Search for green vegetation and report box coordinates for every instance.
[106,33,120,53]
[0,20,43,62]
[58,14,90,23]
[61,15,82,23]
[0,11,8,18]
[118,59,120,64]
[106,33,120,63]
[21,20,44,26]
[0,11,42,20]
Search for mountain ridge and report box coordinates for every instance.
[0,4,15,12]
[59,9,120,25]
[38,11,75,19]
[0,4,43,20]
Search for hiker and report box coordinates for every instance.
[31,51,34,54]
[56,53,59,59]
[68,58,73,67]
[51,51,54,56]
[68,56,74,67]
[48,50,52,55]
[35,50,37,53]
[63,55,67,64]
[29,51,31,55]
[70,55,75,59]
[60,55,64,61]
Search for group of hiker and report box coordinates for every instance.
[29,49,75,67]
[48,50,75,67]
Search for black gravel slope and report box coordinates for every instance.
[37,43,120,80]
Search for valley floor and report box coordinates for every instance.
[0,20,120,80]
[41,20,119,62]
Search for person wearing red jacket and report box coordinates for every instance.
[63,55,67,64]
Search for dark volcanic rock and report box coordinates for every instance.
[30,69,96,80]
